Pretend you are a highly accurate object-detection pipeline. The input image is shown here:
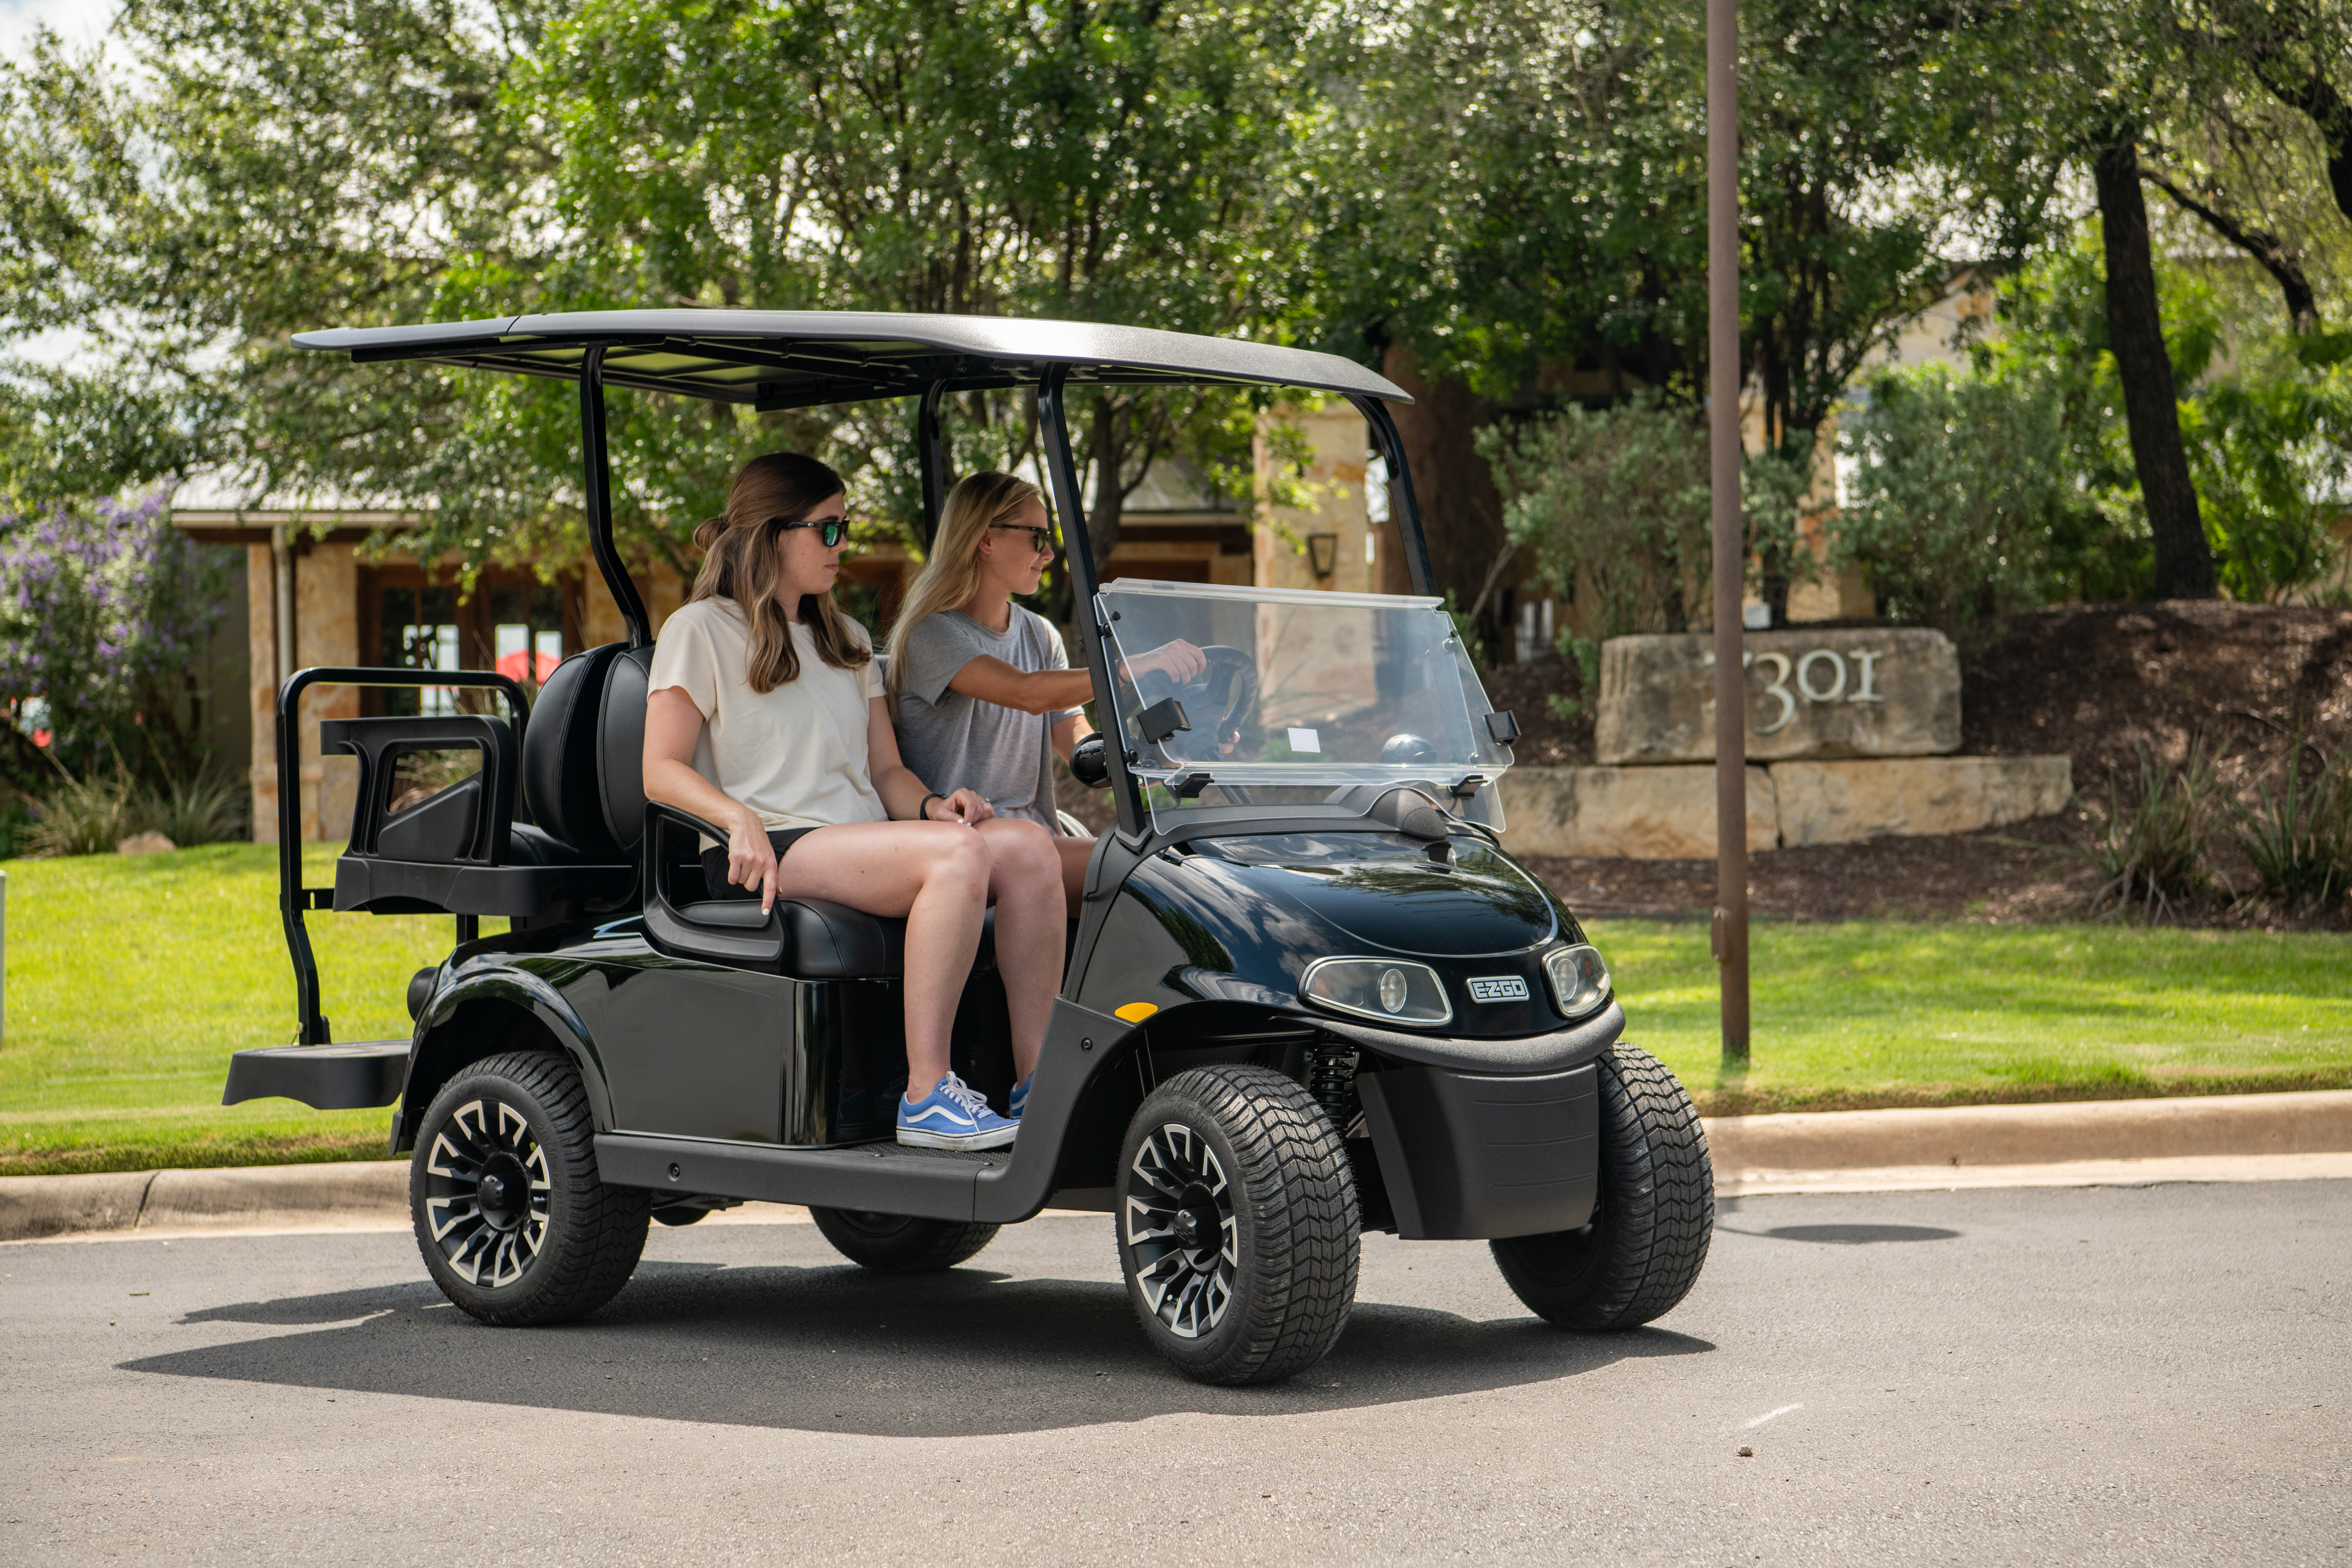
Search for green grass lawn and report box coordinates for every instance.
[0,845,502,1176]
[0,846,2345,1175]
[1588,917,2352,1114]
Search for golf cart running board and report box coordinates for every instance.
[222,1041,410,1110]
[596,1133,1007,1223]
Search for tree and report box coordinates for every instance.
[0,0,558,521]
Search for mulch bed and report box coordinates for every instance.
[1510,602,2352,930]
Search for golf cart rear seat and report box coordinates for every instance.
[325,642,646,921]
[328,640,961,980]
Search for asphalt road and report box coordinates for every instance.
[2,1181,2346,1566]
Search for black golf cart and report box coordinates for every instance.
[223,312,1713,1385]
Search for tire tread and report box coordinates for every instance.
[1120,1065,1361,1386]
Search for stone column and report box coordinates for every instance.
[294,543,360,842]
[245,542,277,843]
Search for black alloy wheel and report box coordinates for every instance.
[1489,1041,1713,1331]
[808,1208,1001,1273]
[1115,1065,1359,1386]
[409,1050,650,1325]
[1126,1120,1239,1338]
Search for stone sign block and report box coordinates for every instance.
[1501,765,1779,859]
[1773,756,2072,847]
[1594,628,1961,765]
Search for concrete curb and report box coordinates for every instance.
[1703,1089,2352,1174]
[5,1089,2350,1243]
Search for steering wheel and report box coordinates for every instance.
[1131,644,1258,759]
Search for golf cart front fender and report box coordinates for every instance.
[1336,1002,1622,1241]
[399,964,611,1152]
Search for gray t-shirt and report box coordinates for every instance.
[893,606,1080,827]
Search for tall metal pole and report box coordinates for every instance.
[1709,0,1751,1063]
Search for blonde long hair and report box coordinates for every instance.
[884,470,1045,708]
[686,452,873,694]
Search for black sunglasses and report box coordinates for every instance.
[988,523,1058,556]
[773,515,849,548]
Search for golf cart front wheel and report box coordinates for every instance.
[809,1208,1000,1272]
[1490,1042,1713,1330]
[409,1050,651,1326]
[1115,1065,1359,1386]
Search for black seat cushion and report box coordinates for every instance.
[670,894,996,979]
[504,823,586,867]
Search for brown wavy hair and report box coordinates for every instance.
[686,452,873,693]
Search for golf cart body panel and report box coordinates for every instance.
[230,309,1641,1279]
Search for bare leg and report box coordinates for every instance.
[1053,835,1098,917]
[773,822,990,1102]
[973,818,1067,1083]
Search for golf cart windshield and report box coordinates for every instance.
[1098,579,1514,828]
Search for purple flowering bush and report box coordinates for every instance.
[0,491,231,786]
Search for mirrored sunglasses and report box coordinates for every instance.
[775,516,849,548]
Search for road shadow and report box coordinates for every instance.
[127,1257,1711,1436]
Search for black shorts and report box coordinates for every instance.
[700,826,826,902]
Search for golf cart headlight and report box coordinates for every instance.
[1544,944,1612,1020]
[1299,957,1453,1027]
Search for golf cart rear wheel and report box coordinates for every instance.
[409,1050,650,1326]
[1115,1065,1360,1386]
[1490,1042,1713,1331]
[809,1208,1000,1272]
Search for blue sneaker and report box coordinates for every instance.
[897,1072,1018,1151]
[1009,1075,1033,1122]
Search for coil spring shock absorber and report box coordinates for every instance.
[1308,1045,1360,1134]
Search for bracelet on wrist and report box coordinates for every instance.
[918,792,942,822]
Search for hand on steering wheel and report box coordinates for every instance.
[1121,639,1209,684]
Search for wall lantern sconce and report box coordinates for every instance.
[1306,532,1339,579]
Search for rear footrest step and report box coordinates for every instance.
[222,1041,409,1111]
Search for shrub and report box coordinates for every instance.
[0,490,231,785]
[19,762,247,858]
[2076,740,2225,922]
[2231,741,2352,909]
[1832,363,2073,644]
[1479,395,1804,640]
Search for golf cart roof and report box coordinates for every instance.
[293,310,1409,410]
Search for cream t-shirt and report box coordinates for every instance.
[648,597,889,833]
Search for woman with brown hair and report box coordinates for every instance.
[642,452,1065,1151]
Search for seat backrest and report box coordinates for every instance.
[597,646,653,855]
[522,642,632,862]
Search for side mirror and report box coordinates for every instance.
[1070,734,1113,789]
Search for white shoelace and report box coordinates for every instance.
[932,1073,993,1119]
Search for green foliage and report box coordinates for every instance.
[2231,740,2352,909]
[1478,396,1806,639]
[1833,363,2074,641]
[2181,338,2352,602]
[2076,740,2228,921]
[20,762,247,857]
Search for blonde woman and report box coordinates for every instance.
[642,453,1066,1149]
[886,471,1207,918]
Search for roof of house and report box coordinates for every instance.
[294,311,1408,410]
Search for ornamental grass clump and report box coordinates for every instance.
[2231,740,2352,911]
[2077,740,2226,922]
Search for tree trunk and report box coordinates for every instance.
[2093,136,2218,601]
[1379,347,1512,652]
